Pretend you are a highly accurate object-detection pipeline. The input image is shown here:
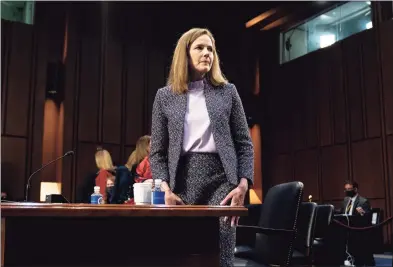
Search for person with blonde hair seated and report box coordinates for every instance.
[76,147,116,203]
[123,135,152,183]
[110,135,151,204]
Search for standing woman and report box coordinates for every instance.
[150,28,254,266]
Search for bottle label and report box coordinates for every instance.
[152,191,165,204]
[91,195,103,204]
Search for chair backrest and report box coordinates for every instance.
[254,181,304,266]
[293,202,318,256]
[313,204,334,238]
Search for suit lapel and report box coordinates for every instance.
[173,92,187,149]
[353,196,360,210]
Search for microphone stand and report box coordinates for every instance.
[25,151,73,202]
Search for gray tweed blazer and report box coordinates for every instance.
[150,80,254,190]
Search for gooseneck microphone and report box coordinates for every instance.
[24,150,74,202]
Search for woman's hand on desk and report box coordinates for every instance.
[165,190,185,205]
[161,181,185,205]
[220,178,248,227]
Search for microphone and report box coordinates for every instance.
[25,150,74,202]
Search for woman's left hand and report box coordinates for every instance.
[220,178,248,227]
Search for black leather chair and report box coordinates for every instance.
[311,204,334,265]
[235,181,304,267]
[291,202,318,265]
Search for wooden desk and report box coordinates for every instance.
[1,203,247,267]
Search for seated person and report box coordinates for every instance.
[76,148,116,203]
[135,156,152,183]
[341,180,371,216]
[109,135,151,204]
[129,135,152,183]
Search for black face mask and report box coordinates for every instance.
[106,186,114,199]
[345,190,355,198]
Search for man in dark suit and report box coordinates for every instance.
[341,180,371,216]
[341,181,375,266]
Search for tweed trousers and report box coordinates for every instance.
[174,152,237,267]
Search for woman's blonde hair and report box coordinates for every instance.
[125,135,151,170]
[167,28,228,94]
[95,149,114,171]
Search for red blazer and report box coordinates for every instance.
[135,156,152,183]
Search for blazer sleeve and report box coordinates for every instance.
[359,197,372,214]
[229,84,254,185]
[150,89,170,183]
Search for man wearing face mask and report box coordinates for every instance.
[341,180,371,216]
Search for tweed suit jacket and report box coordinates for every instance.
[150,79,254,190]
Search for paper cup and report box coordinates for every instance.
[133,183,152,205]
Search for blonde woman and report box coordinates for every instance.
[150,28,254,266]
[125,135,151,169]
[111,135,151,204]
[76,148,116,203]
[125,135,152,183]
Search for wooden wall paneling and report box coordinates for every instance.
[1,137,27,201]
[379,20,393,135]
[387,135,393,222]
[77,37,101,142]
[102,39,122,144]
[292,57,305,151]
[125,43,145,145]
[4,22,34,137]
[362,30,382,138]
[321,145,348,200]
[352,139,385,199]
[304,56,317,148]
[343,34,365,141]
[377,20,393,244]
[1,20,11,135]
[270,154,293,187]
[294,149,319,201]
[276,65,291,155]
[28,24,50,202]
[316,50,333,147]
[146,48,166,134]
[328,44,347,144]
[62,7,80,201]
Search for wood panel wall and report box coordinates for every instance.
[2,2,262,204]
[262,19,393,244]
[60,3,256,202]
[1,3,67,201]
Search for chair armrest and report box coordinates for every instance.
[237,225,295,236]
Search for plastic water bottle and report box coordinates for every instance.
[91,186,104,204]
[151,179,165,204]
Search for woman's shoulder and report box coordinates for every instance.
[209,80,236,91]
[156,85,172,97]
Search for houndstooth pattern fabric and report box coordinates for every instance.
[150,79,254,191]
[175,153,237,267]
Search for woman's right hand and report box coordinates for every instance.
[164,190,185,205]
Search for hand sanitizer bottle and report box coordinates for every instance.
[91,186,103,204]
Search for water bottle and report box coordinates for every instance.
[151,179,165,204]
[91,186,104,204]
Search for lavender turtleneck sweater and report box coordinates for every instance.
[182,79,217,154]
